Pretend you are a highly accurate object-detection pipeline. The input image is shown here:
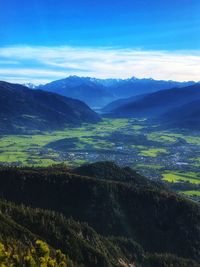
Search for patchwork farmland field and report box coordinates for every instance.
[0,118,200,200]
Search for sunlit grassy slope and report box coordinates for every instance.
[162,172,200,184]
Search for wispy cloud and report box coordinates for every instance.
[0,45,200,84]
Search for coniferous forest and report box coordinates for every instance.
[0,162,199,266]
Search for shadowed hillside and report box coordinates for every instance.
[0,162,199,266]
[160,99,200,129]
[107,84,200,119]
[0,81,100,134]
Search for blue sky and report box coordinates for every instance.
[0,0,200,83]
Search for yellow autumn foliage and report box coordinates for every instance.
[0,240,69,267]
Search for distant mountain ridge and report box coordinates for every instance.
[38,76,113,107]
[36,76,195,107]
[104,76,195,98]
[0,81,100,134]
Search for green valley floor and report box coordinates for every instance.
[0,118,200,201]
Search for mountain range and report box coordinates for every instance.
[1,77,200,133]
[36,76,195,107]
[0,81,100,134]
[2,77,200,133]
[37,76,113,107]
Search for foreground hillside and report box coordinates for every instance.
[0,162,199,266]
[0,238,75,267]
[0,81,100,134]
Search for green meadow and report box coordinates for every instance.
[147,132,177,143]
[1,117,200,201]
[0,119,130,166]
[162,172,200,185]
[139,148,168,157]
[181,190,200,196]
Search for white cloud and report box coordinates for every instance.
[0,45,200,84]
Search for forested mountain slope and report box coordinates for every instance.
[0,81,100,134]
[0,162,199,266]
